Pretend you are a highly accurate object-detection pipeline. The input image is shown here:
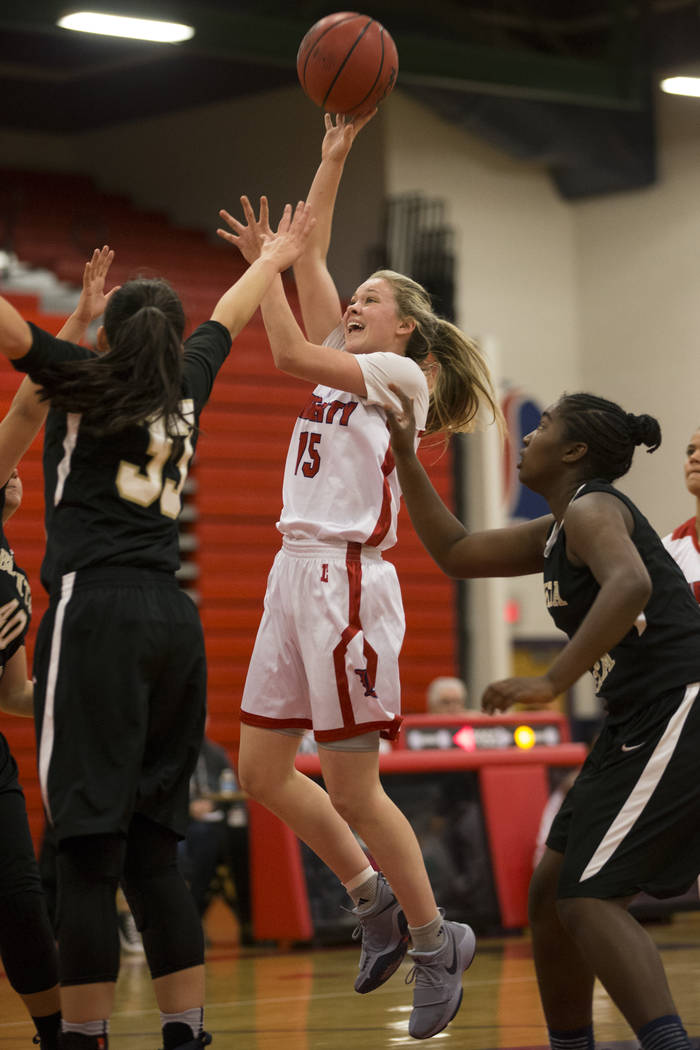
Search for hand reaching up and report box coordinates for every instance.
[321,110,376,164]
[57,245,119,344]
[72,246,119,327]
[217,195,272,264]
[218,197,315,273]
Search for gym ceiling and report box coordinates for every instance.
[1,0,700,197]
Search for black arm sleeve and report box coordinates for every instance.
[182,321,232,409]
[11,323,93,381]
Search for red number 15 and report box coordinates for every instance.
[295,431,321,478]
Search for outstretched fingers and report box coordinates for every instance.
[85,245,115,287]
[274,202,293,236]
[217,208,245,244]
[77,245,119,321]
[217,195,276,263]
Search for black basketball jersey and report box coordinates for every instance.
[0,485,31,667]
[13,320,231,592]
[543,479,700,722]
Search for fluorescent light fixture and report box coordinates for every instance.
[660,76,700,98]
[58,11,194,43]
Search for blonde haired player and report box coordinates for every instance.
[218,111,501,1040]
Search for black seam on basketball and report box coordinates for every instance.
[301,14,365,88]
[321,19,374,109]
[353,29,386,111]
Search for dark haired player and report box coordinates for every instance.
[0,246,120,1049]
[0,204,312,1050]
[386,388,700,1050]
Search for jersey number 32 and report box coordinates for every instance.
[116,401,195,519]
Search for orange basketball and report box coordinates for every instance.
[296,11,398,117]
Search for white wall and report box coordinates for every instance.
[384,93,580,406]
[574,90,700,537]
[384,93,581,697]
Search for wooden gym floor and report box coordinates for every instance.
[2,902,700,1050]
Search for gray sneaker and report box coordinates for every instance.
[406,920,476,1039]
[351,873,409,993]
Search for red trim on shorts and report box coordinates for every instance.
[365,446,395,547]
[315,717,403,742]
[331,542,384,735]
[240,711,312,731]
[240,708,402,742]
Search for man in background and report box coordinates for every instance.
[426,676,469,714]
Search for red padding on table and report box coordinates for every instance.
[247,799,313,942]
[479,764,550,928]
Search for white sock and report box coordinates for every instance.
[343,865,379,908]
[409,913,444,952]
[160,1007,203,1037]
[61,1020,109,1037]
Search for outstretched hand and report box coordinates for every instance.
[218,195,272,264]
[384,382,418,457]
[73,246,119,326]
[260,200,315,272]
[321,110,376,163]
[218,197,315,273]
[481,675,557,715]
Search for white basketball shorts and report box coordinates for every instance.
[240,539,405,742]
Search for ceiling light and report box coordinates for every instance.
[58,11,194,43]
[660,76,700,98]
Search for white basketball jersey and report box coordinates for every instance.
[278,338,429,551]
[662,516,700,603]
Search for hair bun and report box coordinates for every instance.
[627,412,661,452]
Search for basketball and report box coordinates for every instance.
[296,12,398,118]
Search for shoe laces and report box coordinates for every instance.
[350,905,390,952]
[404,916,449,990]
[405,955,443,990]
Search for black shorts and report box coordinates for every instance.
[34,567,207,841]
[548,682,700,900]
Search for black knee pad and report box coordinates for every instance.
[122,814,203,979]
[56,834,125,985]
[0,890,58,995]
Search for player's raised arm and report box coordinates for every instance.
[293,111,375,343]
[386,383,551,579]
[57,245,119,345]
[0,246,121,486]
[0,296,33,361]
[213,199,314,340]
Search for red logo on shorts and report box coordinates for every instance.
[354,668,377,697]
[321,563,329,582]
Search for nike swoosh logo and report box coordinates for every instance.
[445,938,459,975]
[621,742,646,752]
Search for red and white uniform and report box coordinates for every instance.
[662,517,700,604]
[241,341,429,742]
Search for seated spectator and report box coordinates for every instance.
[426,675,469,714]
[178,736,252,943]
